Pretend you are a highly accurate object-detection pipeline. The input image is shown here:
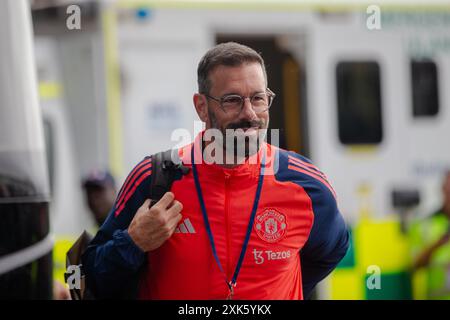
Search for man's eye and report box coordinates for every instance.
[223,96,242,104]
[252,95,267,103]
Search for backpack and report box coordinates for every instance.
[64,149,189,300]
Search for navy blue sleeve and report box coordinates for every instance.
[275,151,349,299]
[299,181,349,299]
[81,156,152,299]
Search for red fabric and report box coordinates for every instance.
[138,135,314,300]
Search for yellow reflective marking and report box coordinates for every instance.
[355,218,411,273]
[102,7,124,178]
[330,269,365,300]
[346,145,379,154]
[39,82,62,100]
[115,0,450,12]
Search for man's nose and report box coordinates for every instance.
[239,98,257,121]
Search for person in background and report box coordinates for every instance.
[410,170,450,299]
[53,169,117,300]
[82,169,117,227]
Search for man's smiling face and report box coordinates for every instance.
[194,62,270,159]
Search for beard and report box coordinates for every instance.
[207,108,268,159]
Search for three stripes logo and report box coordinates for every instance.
[174,218,196,234]
[114,156,152,217]
[287,154,337,199]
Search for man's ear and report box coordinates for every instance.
[193,93,209,123]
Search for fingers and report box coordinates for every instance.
[165,215,183,238]
[161,200,183,229]
[167,213,183,229]
[162,199,183,234]
[153,192,175,210]
[167,199,183,215]
[141,198,152,209]
[145,193,183,223]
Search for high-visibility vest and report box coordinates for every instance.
[409,211,450,300]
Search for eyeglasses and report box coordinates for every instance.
[204,88,276,114]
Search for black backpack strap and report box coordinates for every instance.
[149,149,190,206]
[120,149,190,299]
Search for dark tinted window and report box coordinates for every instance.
[336,61,383,145]
[411,59,439,117]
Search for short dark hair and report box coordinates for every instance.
[197,42,267,94]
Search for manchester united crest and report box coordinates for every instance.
[254,208,287,243]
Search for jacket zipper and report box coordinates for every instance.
[224,173,232,281]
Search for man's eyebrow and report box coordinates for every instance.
[221,90,265,96]
[220,91,241,96]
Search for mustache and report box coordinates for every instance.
[226,119,264,130]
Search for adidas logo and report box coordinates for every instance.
[174,218,196,234]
